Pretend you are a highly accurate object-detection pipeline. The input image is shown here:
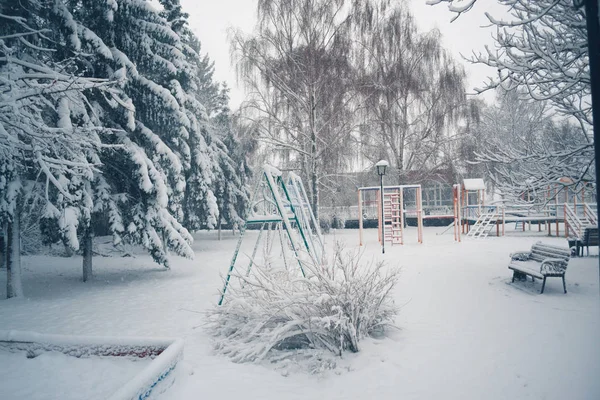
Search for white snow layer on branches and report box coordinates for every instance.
[59,206,81,250]
[52,2,81,51]
[207,244,399,364]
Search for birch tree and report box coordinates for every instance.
[231,0,358,219]
[354,1,467,184]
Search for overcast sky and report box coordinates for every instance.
[180,0,507,107]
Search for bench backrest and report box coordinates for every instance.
[584,227,599,245]
[530,242,570,264]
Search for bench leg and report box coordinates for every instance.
[562,276,567,294]
[541,277,546,294]
[512,271,527,282]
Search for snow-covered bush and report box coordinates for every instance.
[331,214,346,230]
[320,208,347,232]
[207,244,399,363]
[319,216,332,233]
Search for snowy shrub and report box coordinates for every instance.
[319,216,332,233]
[331,214,346,230]
[207,244,399,363]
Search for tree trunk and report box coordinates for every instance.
[0,225,6,269]
[162,230,169,256]
[6,208,23,298]
[396,164,403,186]
[218,218,222,241]
[311,167,319,222]
[82,224,93,282]
[63,241,74,257]
[309,91,319,222]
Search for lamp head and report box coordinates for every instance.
[375,160,389,176]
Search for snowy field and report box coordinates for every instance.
[1,226,599,400]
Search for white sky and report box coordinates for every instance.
[181,0,507,107]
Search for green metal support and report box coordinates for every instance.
[218,167,321,305]
[218,224,247,306]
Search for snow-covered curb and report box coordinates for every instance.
[0,330,183,400]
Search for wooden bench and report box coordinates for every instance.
[508,242,570,294]
[576,227,599,256]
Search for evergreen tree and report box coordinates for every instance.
[69,0,199,267]
[212,84,251,232]
[2,0,252,292]
[1,0,122,292]
[160,0,226,232]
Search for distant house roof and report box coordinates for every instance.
[463,178,485,191]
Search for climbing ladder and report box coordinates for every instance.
[287,172,325,262]
[218,166,319,305]
[514,220,524,230]
[383,191,403,244]
[466,210,500,239]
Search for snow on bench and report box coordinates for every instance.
[508,242,570,294]
[0,330,183,400]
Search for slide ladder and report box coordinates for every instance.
[466,211,499,239]
[564,203,595,238]
[583,203,597,226]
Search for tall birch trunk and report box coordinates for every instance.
[309,91,320,222]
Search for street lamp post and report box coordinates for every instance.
[376,160,389,254]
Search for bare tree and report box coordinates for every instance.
[231,0,358,218]
[429,0,595,203]
[428,0,591,135]
[471,89,592,202]
[353,1,467,184]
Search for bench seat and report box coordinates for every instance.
[508,261,544,279]
[508,242,570,294]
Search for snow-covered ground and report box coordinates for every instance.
[0,349,151,400]
[1,227,599,399]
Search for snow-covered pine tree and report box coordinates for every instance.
[160,0,222,232]
[211,84,251,236]
[0,0,122,294]
[67,0,198,267]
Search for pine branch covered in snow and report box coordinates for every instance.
[211,85,252,231]
[0,0,130,292]
[207,244,399,363]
